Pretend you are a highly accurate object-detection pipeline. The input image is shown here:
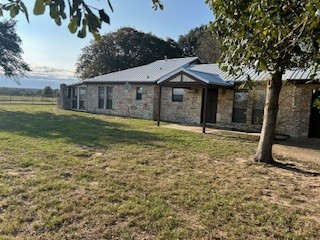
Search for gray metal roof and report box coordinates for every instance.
[157,67,233,87]
[188,64,320,82]
[69,58,319,87]
[82,57,198,84]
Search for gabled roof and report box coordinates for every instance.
[82,57,198,84]
[157,67,233,87]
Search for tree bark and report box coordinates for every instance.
[253,72,283,163]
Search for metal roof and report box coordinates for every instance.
[68,58,319,87]
[188,64,320,82]
[82,57,198,84]
[157,67,233,87]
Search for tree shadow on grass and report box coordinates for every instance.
[269,161,320,177]
[0,109,161,149]
[274,138,320,151]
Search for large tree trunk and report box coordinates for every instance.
[253,72,283,163]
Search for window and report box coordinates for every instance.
[67,87,71,98]
[252,90,266,124]
[232,91,248,123]
[98,87,105,108]
[136,87,142,100]
[106,87,113,109]
[71,87,78,109]
[79,87,86,110]
[172,88,184,102]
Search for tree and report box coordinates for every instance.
[76,27,183,79]
[178,25,220,63]
[42,86,54,97]
[0,0,163,40]
[0,20,30,78]
[207,1,320,163]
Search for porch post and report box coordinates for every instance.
[202,87,208,134]
[157,85,162,126]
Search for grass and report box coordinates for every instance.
[0,105,319,239]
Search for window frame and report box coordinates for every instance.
[172,88,184,102]
[106,86,113,109]
[232,91,248,123]
[78,87,86,110]
[98,86,105,109]
[251,90,266,124]
[136,87,142,100]
[71,87,78,109]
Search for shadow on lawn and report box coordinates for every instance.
[275,138,320,151]
[270,161,320,177]
[0,109,160,148]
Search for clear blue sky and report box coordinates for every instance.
[13,0,214,72]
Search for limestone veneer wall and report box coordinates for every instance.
[213,83,318,137]
[86,84,157,120]
[160,87,203,124]
[277,83,317,137]
[68,81,318,138]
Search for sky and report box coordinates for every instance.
[0,0,214,89]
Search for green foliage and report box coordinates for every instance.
[76,27,183,79]
[207,0,320,75]
[178,24,221,63]
[0,0,164,40]
[0,20,30,78]
[0,87,43,96]
[313,96,320,110]
[42,86,54,97]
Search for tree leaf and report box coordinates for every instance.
[33,0,46,15]
[50,5,59,18]
[98,9,110,24]
[19,1,29,23]
[68,16,78,33]
[258,59,268,71]
[77,21,87,38]
[54,16,62,26]
[10,5,19,18]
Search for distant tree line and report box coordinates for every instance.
[0,86,59,97]
[76,25,220,79]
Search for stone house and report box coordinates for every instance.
[59,57,320,138]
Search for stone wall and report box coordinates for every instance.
[58,84,71,110]
[68,81,319,138]
[86,84,157,120]
[160,87,203,124]
[212,83,319,137]
[216,89,233,123]
[278,83,316,137]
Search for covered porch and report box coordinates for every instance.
[156,68,233,133]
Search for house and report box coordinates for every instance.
[59,57,320,138]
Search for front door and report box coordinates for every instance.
[201,88,218,123]
[309,89,320,138]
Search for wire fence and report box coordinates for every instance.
[0,95,58,105]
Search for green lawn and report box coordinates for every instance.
[0,105,319,239]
